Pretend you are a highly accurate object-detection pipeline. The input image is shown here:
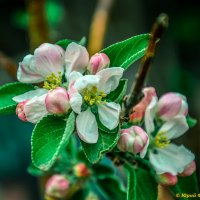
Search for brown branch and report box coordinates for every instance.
[27,0,49,52]
[0,52,18,80]
[124,13,169,117]
[87,0,114,56]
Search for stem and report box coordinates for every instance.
[124,13,168,117]
[27,0,49,52]
[87,0,114,55]
[0,52,18,80]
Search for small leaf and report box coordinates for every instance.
[101,34,149,70]
[124,163,158,200]
[0,82,34,115]
[81,129,120,163]
[106,79,128,103]
[169,173,199,199]
[27,164,46,177]
[56,37,86,49]
[92,164,114,179]
[97,175,126,200]
[186,115,197,128]
[31,112,75,171]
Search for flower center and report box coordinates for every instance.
[43,72,62,90]
[154,132,170,148]
[82,86,107,106]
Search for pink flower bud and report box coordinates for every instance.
[16,100,29,122]
[157,93,188,121]
[117,126,149,155]
[156,173,178,186]
[130,87,157,123]
[87,53,110,74]
[45,175,69,198]
[45,87,70,114]
[73,163,90,177]
[179,160,196,177]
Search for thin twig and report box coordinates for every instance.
[124,13,168,117]
[0,52,18,80]
[88,0,114,56]
[27,0,49,52]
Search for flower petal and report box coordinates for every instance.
[32,43,65,78]
[17,55,44,83]
[96,67,124,94]
[68,71,83,86]
[158,116,189,140]
[149,144,195,175]
[74,75,100,92]
[76,109,98,143]
[24,94,48,123]
[65,42,89,78]
[98,102,120,130]
[69,92,83,114]
[140,137,149,158]
[13,88,48,103]
[144,96,158,134]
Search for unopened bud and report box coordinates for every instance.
[45,175,69,198]
[16,100,29,122]
[87,53,110,74]
[179,160,196,177]
[117,126,149,156]
[157,92,188,121]
[73,163,90,177]
[45,87,70,114]
[156,173,178,186]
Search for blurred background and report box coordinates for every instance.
[0,0,199,199]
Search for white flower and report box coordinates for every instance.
[18,43,65,84]
[68,67,124,143]
[146,115,195,175]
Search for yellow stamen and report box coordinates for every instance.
[82,86,107,106]
[154,132,170,148]
[43,72,62,90]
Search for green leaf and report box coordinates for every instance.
[31,112,75,171]
[56,37,86,49]
[92,164,114,179]
[106,79,128,103]
[101,34,149,70]
[124,163,158,200]
[0,82,34,115]
[81,129,120,163]
[169,173,199,199]
[186,115,197,128]
[27,164,46,177]
[97,175,126,200]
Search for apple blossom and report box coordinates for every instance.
[129,87,157,123]
[45,174,69,198]
[146,115,195,175]
[16,100,29,122]
[157,92,188,121]
[68,67,124,143]
[87,53,110,74]
[117,126,149,158]
[45,87,70,115]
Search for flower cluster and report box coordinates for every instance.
[13,42,124,144]
[118,87,196,185]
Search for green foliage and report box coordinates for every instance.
[92,164,114,179]
[107,79,128,103]
[101,34,149,70]
[97,175,126,200]
[169,173,199,199]
[0,82,34,115]
[27,164,46,177]
[56,37,86,49]
[186,115,197,128]
[81,129,120,163]
[124,163,158,200]
[31,112,75,171]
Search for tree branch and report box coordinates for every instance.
[124,13,168,117]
